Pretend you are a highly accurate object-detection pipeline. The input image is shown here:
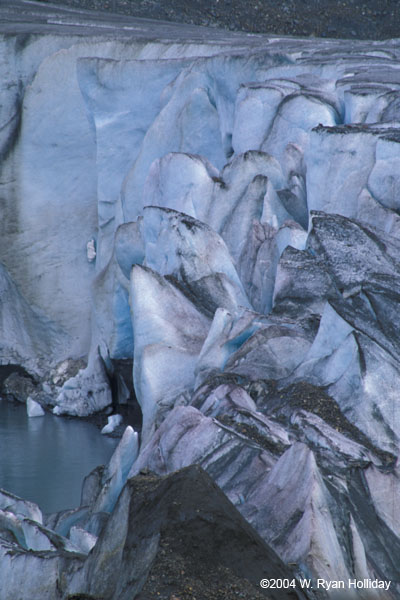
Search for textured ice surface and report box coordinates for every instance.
[93,426,139,514]
[130,264,210,441]
[0,489,43,525]
[3,1,400,597]
[53,353,112,417]
[69,525,97,554]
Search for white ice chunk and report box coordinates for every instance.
[0,263,67,367]
[293,303,358,387]
[303,302,354,362]
[199,383,257,417]
[101,414,123,435]
[261,178,292,229]
[114,220,144,280]
[232,82,289,154]
[365,464,400,538]
[275,221,307,256]
[207,151,284,233]
[86,239,96,262]
[262,92,339,165]
[0,509,26,547]
[26,397,45,418]
[122,74,225,223]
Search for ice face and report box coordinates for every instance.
[53,353,112,417]
[4,3,400,597]
[130,264,210,442]
[26,398,45,418]
[93,425,139,514]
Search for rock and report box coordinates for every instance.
[1,370,36,404]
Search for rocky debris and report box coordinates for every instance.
[1,370,36,404]
[50,359,88,389]
[260,381,395,466]
[68,465,308,600]
[36,0,400,41]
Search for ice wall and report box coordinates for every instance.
[2,2,400,597]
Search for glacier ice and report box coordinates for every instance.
[26,397,45,418]
[3,1,400,597]
[101,413,123,434]
[69,525,97,554]
[53,352,112,417]
[0,489,43,525]
[93,425,139,514]
[130,263,210,441]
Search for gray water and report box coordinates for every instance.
[0,398,118,514]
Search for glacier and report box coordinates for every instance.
[1,0,400,598]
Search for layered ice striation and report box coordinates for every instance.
[2,1,400,597]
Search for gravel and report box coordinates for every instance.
[36,0,400,39]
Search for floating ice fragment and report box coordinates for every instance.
[101,414,123,434]
[26,397,45,418]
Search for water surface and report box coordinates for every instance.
[0,398,118,514]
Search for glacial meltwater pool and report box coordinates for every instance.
[0,398,118,514]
